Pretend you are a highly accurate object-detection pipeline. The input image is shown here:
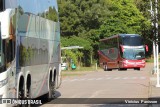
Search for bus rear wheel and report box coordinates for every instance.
[104,65,112,71]
[25,87,31,107]
[47,76,56,101]
[104,65,108,71]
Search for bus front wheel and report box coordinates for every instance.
[134,68,140,71]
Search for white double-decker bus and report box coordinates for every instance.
[0,0,61,106]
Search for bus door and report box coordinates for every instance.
[5,36,16,98]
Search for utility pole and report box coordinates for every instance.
[155,0,160,87]
[150,0,156,74]
[149,0,159,87]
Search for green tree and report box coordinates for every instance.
[61,36,93,66]
[58,0,153,66]
[99,0,150,38]
[46,7,58,22]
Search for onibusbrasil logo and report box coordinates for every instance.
[2,99,42,105]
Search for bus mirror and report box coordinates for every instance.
[145,45,148,52]
[0,9,15,39]
[120,45,124,52]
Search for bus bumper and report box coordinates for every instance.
[122,59,145,68]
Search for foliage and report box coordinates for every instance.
[99,0,150,38]
[61,36,92,66]
[64,50,77,64]
[58,0,156,66]
[61,36,92,51]
[46,7,58,22]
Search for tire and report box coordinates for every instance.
[118,68,127,71]
[134,68,140,71]
[17,87,25,107]
[104,65,107,71]
[123,68,127,71]
[104,65,112,71]
[47,77,56,101]
[25,87,31,107]
[118,68,122,71]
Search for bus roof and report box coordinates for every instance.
[119,34,140,37]
[99,34,140,42]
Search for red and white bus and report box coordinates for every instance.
[98,34,148,71]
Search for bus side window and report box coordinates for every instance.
[108,49,114,54]
[119,37,122,45]
[0,0,5,12]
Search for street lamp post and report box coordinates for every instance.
[149,0,160,87]
[150,0,157,74]
[155,0,160,87]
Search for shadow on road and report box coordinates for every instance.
[31,91,61,107]
[89,104,148,107]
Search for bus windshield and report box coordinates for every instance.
[123,48,145,60]
[121,36,143,46]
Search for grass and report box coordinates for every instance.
[62,73,85,77]
[146,57,154,63]
[61,66,101,77]
[63,66,101,71]
[146,57,160,63]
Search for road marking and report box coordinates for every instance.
[62,80,67,82]
[123,77,129,79]
[62,76,148,82]
[88,78,95,80]
[96,78,103,80]
[139,77,146,79]
[114,77,120,80]
[71,79,78,81]
[131,77,137,79]
[80,78,86,81]
[106,77,112,79]
[62,79,70,82]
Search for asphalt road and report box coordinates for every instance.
[39,63,153,107]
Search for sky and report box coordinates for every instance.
[19,0,58,14]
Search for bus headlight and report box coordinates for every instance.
[142,60,145,63]
[0,78,8,88]
[124,60,128,63]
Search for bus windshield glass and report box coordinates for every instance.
[123,48,145,60]
[121,36,143,46]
